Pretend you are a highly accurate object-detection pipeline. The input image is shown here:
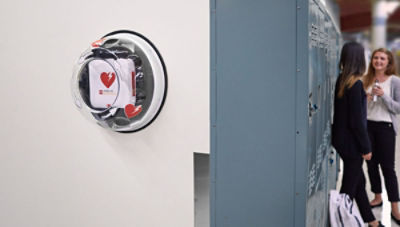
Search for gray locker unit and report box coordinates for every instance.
[210,0,341,226]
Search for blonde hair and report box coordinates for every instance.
[338,76,361,98]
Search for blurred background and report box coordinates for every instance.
[337,0,400,71]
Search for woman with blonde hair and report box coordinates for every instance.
[332,42,383,227]
[363,48,400,224]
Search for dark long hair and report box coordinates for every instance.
[337,42,366,98]
[363,48,397,89]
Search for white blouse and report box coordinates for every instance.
[367,76,393,122]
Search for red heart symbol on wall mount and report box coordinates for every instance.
[124,104,142,119]
[100,72,116,88]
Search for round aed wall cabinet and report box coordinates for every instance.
[71,30,167,133]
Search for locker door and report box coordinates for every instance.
[211,0,297,226]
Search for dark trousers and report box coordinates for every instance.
[366,121,400,202]
[340,156,375,222]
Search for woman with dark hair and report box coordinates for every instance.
[332,42,383,227]
[363,48,400,224]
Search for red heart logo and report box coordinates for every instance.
[100,72,116,88]
[124,104,142,119]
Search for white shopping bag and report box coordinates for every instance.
[329,190,364,227]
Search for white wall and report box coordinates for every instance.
[0,1,209,226]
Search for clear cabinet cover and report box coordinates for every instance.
[71,30,167,132]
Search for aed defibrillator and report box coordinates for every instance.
[71,30,167,132]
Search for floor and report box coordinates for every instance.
[337,132,400,226]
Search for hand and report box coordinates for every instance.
[363,152,372,160]
[372,85,384,97]
[367,93,373,102]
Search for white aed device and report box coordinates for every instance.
[88,59,136,109]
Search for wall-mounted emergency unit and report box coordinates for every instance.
[71,30,167,132]
[210,0,341,226]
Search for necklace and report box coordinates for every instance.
[375,74,390,83]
